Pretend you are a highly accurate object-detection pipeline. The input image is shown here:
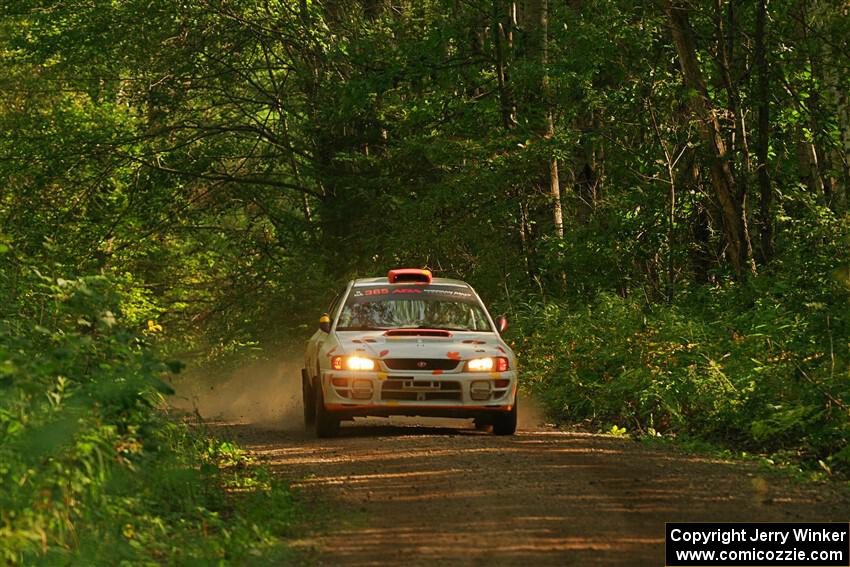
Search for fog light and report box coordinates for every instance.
[470,380,491,401]
[351,378,373,400]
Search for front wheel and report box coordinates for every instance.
[313,380,340,438]
[302,369,315,429]
[492,400,517,436]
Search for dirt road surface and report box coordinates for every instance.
[218,417,848,566]
[174,361,847,566]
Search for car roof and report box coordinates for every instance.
[352,276,471,287]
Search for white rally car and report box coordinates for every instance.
[302,269,518,437]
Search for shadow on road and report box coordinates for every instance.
[203,418,848,566]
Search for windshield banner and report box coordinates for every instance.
[350,285,477,304]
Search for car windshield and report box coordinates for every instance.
[337,284,492,332]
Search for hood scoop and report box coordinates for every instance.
[384,329,453,338]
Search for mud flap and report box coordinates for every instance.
[301,368,315,427]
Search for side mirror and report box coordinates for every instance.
[319,314,331,333]
[495,316,508,333]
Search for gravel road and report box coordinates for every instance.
[217,415,848,566]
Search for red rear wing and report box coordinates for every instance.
[387,268,432,284]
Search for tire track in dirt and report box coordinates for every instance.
[217,418,848,566]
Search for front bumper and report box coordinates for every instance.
[320,369,517,419]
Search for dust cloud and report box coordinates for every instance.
[169,353,305,432]
[516,392,548,431]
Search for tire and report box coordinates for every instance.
[302,369,315,429]
[492,399,517,436]
[473,417,491,431]
[313,379,340,438]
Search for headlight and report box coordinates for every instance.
[331,355,376,371]
[467,357,495,371]
[466,357,509,372]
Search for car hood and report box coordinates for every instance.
[334,330,512,360]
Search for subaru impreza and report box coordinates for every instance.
[302,269,517,437]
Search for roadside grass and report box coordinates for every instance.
[537,404,850,492]
[511,281,850,480]
[0,272,306,565]
[637,432,850,489]
[6,414,305,566]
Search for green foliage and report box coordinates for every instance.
[0,260,298,563]
[514,218,850,474]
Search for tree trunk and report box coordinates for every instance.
[812,0,849,213]
[754,0,774,262]
[665,0,755,278]
[797,0,837,209]
[714,0,751,193]
[526,0,563,238]
[679,151,715,283]
[834,88,850,212]
[493,0,517,129]
[797,130,826,196]
[567,1,601,225]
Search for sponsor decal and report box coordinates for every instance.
[351,285,476,303]
[362,288,390,296]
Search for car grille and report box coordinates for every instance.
[381,379,462,402]
[383,359,460,371]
